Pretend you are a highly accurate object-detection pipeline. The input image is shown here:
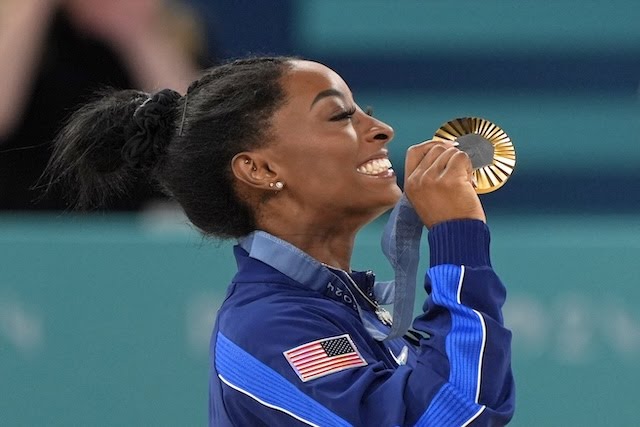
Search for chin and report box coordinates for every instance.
[385,184,403,206]
[344,184,402,223]
[370,186,403,217]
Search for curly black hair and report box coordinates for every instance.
[45,56,294,238]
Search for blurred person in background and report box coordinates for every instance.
[0,0,210,210]
[45,57,515,426]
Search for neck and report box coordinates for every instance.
[259,210,373,271]
[252,190,390,270]
[267,225,357,271]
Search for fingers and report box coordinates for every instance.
[403,140,485,228]
[422,146,463,177]
[445,149,474,176]
[404,139,458,180]
[412,145,471,180]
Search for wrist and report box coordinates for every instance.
[428,219,491,267]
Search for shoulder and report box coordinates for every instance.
[217,280,360,344]
[213,279,370,374]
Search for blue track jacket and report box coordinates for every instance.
[210,220,515,426]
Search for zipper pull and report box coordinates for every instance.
[376,306,393,326]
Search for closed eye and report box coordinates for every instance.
[330,107,357,121]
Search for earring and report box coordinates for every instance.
[269,181,284,190]
[244,160,257,171]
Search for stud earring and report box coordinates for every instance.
[244,159,256,170]
[269,181,284,190]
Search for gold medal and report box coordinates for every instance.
[433,117,516,194]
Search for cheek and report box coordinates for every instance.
[285,136,356,171]
[273,119,360,183]
[288,151,352,183]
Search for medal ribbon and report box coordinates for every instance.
[378,194,424,341]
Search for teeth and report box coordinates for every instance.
[357,158,392,175]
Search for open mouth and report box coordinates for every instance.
[356,157,393,176]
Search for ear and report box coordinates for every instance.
[231,152,281,190]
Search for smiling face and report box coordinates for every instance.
[262,60,401,227]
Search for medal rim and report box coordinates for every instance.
[433,117,516,194]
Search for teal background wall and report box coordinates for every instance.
[3,0,640,426]
[2,213,639,426]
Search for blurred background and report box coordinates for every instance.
[1,0,639,425]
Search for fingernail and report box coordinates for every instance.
[420,139,459,146]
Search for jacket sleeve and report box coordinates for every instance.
[412,219,515,426]
[212,219,515,427]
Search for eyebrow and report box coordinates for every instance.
[310,89,345,110]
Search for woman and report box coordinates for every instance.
[47,57,515,426]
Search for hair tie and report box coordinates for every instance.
[122,89,181,168]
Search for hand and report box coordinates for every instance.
[404,140,486,228]
[1,0,59,19]
[63,0,163,45]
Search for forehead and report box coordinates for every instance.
[282,60,352,103]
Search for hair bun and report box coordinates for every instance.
[122,88,181,168]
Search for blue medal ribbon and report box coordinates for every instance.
[238,193,423,342]
[379,194,424,340]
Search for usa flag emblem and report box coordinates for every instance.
[283,334,367,382]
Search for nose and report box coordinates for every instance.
[364,116,394,143]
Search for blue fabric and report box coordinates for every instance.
[416,265,487,425]
[239,231,334,293]
[238,230,392,340]
[380,195,424,340]
[415,383,484,427]
[211,220,515,426]
[216,332,351,427]
[240,193,426,343]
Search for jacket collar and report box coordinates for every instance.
[235,220,421,343]
[236,231,395,340]
[237,231,335,293]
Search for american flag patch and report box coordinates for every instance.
[283,334,367,382]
